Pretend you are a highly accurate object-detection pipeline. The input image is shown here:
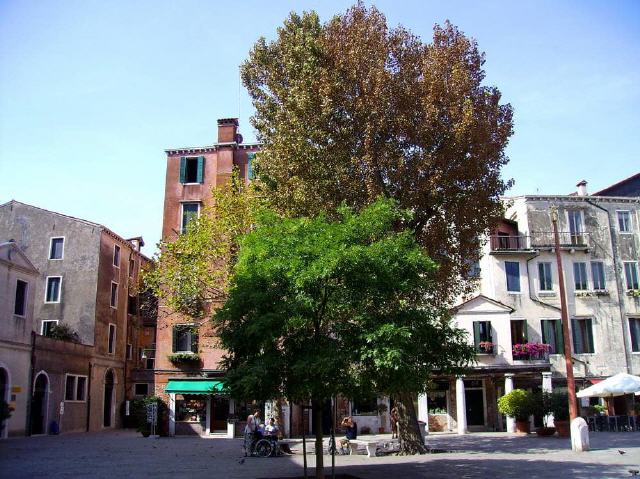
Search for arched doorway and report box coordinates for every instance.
[31,373,49,435]
[103,370,115,428]
[0,367,9,437]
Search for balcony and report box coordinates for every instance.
[489,235,535,254]
[512,343,550,362]
[529,231,590,250]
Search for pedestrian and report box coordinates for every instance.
[339,416,357,453]
[244,409,261,456]
[390,407,399,439]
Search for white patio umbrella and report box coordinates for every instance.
[577,373,640,398]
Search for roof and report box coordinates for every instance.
[164,142,261,155]
[0,241,39,274]
[593,172,640,197]
[0,200,152,262]
[452,294,514,314]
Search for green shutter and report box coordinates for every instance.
[172,326,177,353]
[247,153,255,180]
[197,156,205,183]
[191,328,199,353]
[571,319,580,354]
[586,319,595,353]
[523,320,528,341]
[179,157,186,184]
[473,322,481,347]
[555,321,565,353]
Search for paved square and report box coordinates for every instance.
[1,431,639,478]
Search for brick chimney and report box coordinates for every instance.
[217,118,239,143]
[576,180,588,196]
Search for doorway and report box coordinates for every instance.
[464,380,485,427]
[210,396,229,432]
[311,399,332,435]
[103,370,114,428]
[31,373,48,435]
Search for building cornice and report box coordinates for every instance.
[502,195,639,204]
[165,142,261,155]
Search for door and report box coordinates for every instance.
[311,399,332,435]
[103,370,114,427]
[465,389,485,426]
[211,396,229,432]
[31,374,48,435]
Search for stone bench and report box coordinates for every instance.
[347,439,378,458]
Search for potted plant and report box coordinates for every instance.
[497,389,535,433]
[548,391,570,437]
[532,392,556,436]
[376,403,388,433]
[168,352,201,367]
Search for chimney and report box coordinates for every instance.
[126,236,145,252]
[217,118,239,143]
[576,180,588,196]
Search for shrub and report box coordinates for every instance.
[497,389,536,421]
[547,391,570,421]
[168,353,201,365]
[48,323,80,342]
[130,396,167,436]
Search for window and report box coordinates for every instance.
[505,261,521,292]
[351,396,378,415]
[247,153,256,180]
[629,318,640,353]
[538,262,553,291]
[541,319,564,354]
[181,202,200,233]
[134,383,149,396]
[64,374,87,402]
[126,343,133,360]
[14,279,28,316]
[49,237,64,260]
[572,318,595,354]
[108,324,116,354]
[127,295,137,315]
[568,210,584,244]
[510,319,528,345]
[129,258,135,277]
[45,276,62,303]
[591,261,606,290]
[624,262,639,290]
[172,325,198,353]
[473,321,493,352]
[145,358,155,370]
[618,211,632,233]
[41,320,58,336]
[573,262,588,291]
[179,156,204,184]
[113,245,120,267]
[110,282,118,308]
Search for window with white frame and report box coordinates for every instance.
[108,324,116,354]
[624,262,639,290]
[129,258,135,277]
[618,211,632,233]
[629,318,640,353]
[134,383,149,396]
[45,276,62,303]
[172,325,198,353]
[64,374,87,401]
[568,210,585,244]
[591,261,606,291]
[49,237,64,260]
[113,245,120,267]
[573,262,588,291]
[181,202,200,233]
[179,156,204,184]
[572,317,595,354]
[110,282,118,308]
[14,279,28,316]
[538,262,553,291]
[41,320,58,336]
[505,261,521,293]
[541,319,564,354]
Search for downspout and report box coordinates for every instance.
[26,331,36,436]
[586,199,631,373]
[86,362,92,432]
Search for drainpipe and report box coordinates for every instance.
[86,362,92,432]
[585,199,631,373]
[26,331,36,436]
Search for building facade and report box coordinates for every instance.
[0,201,154,435]
[419,181,640,433]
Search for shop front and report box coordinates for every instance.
[166,379,232,437]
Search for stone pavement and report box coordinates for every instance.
[1,430,639,478]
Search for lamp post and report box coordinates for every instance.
[550,206,578,422]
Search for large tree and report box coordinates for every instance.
[215,199,474,478]
[241,4,514,304]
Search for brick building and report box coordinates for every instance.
[0,201,155,434]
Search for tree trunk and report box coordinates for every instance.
[396,392,427,455]
[312,398,325,479]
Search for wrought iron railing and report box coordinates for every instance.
[489,235,530,252]
[530,231,590,248]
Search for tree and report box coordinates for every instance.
[215,199,474,478]
[241,4,513,305]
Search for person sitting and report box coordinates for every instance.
[265,417,279,438]
[256,422,265,440]
[339,416,358,453]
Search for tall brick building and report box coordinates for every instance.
[156,119,259,436]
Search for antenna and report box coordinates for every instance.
[238,66,241,122]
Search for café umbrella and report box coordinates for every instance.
[577,373,640,398]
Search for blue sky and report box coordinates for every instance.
[1,0,638,256]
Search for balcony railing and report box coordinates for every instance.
[530,231,590,249]
[512,343,550,361]
[489,235,532,252]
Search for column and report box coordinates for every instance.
[168,393,176,436]
[456,377,467,435]
[542,372,554,427]
[205,397,211,435]
[504,374,515,433]
[418,393,429,438]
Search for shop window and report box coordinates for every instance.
[175,395,207,423]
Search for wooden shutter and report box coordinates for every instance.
[172,326,178,353]
[247,153,255,180]
[571,319,580,354]
[191,328,199,353]
[555,321,565,353]
[473,322,481,347]
[197,156,205,183]
[179,157,186,184]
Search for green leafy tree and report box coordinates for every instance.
[215,198,474,477]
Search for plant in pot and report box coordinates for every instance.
[532,392,556,436]
[497,389,535,434]
[548,391,570,437]
[376,403,388,433]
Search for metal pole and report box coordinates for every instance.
[551,206,578,421]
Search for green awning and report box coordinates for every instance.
[165,379,225,395]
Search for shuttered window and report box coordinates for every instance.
[541,319,564,354]
[173,325,198,353]
[572,318,595,354]
[180,156,204,184]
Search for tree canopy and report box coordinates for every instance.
[241,3,514,304]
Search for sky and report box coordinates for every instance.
[1,0,639,256]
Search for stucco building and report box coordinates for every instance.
[0,201,154,435]
[419,180,640,434]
